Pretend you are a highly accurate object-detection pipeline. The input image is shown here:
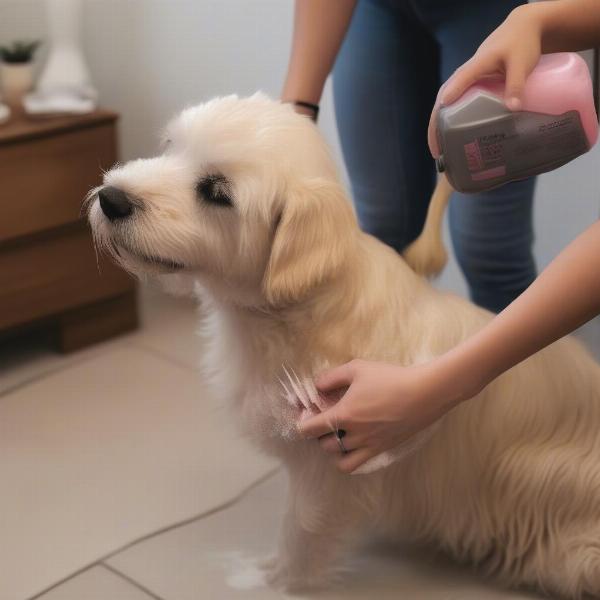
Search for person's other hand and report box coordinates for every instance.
[296,359,457,474]
[428,5,542,157]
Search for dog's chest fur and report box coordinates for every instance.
[194,285,329,453]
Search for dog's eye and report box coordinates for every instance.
[196,174,232,207]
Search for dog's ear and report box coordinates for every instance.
[263,178,358,305]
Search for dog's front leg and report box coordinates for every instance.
[264,461,364,592]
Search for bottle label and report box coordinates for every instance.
[441,107,588,192]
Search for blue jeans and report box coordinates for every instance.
[333,0,537,313]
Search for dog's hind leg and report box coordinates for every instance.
[484,446,600,600]
[534,532,600,599]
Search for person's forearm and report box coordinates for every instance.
[282,0,357,105]
[434,220,600,406]
[526,0,600,53]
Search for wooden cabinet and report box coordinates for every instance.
[0,111,137,352]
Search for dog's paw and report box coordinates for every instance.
[260,555,297,591]
[260,554,333,594]
[256,553,278,573]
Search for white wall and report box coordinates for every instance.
[1,0,598,351]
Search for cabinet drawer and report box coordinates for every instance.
[0,225,134,330]
[0,123,116,243]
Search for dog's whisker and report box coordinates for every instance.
[92,238,102,276]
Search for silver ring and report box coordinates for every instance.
[335,430,348,454]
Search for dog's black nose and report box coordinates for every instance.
[98,186,133,221]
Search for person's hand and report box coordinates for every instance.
[428,4,543,157]
[296,359,461,474]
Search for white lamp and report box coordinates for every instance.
[24,0,97,116]
[0,102,9,124]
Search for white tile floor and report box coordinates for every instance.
[0,287,559,600]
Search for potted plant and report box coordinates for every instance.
[0,40,41,111]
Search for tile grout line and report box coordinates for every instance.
[0,348,114,400]
[26,466,281,600]
[126,339,202,374]
[0,300,203,400]
[101,466,281,561]
[0,328,154,401]
[0,367,67,399]
[0,335,197,402]
[100,563,166,600]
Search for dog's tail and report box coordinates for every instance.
[402,174,453,278]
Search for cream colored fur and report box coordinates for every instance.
[403,173,453,277]
[87,94,600,599]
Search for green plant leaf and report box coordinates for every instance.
[0,39,42,64]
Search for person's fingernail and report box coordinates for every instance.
[439,86,454,105]
[506,96,522,111]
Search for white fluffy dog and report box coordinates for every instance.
[87,94,600,599]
